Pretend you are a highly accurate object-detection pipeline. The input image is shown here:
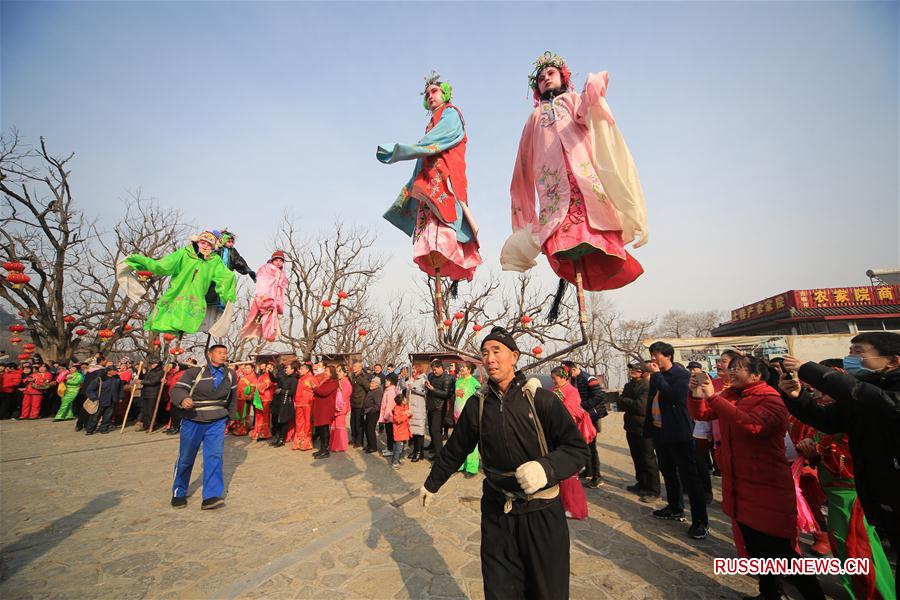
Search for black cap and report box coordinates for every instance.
[687,361,703,370]
[480,327,520,353]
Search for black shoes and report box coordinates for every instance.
[313,450,330,459]
[201,497,225,510]
[166,427,180,435]
[410,453,421,462]
[687,521,709,539]
[639,493,660,503]
[625,484,643,494]
[364,448,377,454]
[652,506,686,521]
[171,496,187,509]
[584,477,603,488]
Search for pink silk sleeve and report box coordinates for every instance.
[574,71,615,127]
[510,118,537,232]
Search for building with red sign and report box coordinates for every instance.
[712,285,900,337]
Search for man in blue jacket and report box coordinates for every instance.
[643,341,708,540]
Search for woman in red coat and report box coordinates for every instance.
[690,356,825,600]
[21,365,52,419]
[312,365,339,459]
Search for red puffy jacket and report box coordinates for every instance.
[1,369,23,393]
[690,380,796,540]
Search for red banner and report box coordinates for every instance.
[729,285,899,322]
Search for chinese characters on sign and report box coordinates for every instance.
[729,285,899,322]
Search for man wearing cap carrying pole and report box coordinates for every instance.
[420,327,590,599]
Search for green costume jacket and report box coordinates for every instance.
[126,244,236,334]
[61,370,83,402]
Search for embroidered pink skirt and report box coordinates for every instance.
[542,161,643,291]
[412,204,482,281]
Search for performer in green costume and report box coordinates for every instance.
[118,231,237,335]
[54,366,84,421]
[454,362,481,476]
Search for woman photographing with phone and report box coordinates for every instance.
[689,355,825,600]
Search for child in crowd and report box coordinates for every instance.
[391,393,412,469]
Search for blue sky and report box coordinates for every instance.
[2,1,898,322]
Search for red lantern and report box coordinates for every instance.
[443,318,452,327]
[152,339,161,347]
[23,343,35,352]
[454,312,464,321]
[532,346,543,356]
[9,324,25,334]
[75,328,88,336]
[3,261,25,272]
[163,333,176,342]
[170,347,185,356]
[135,270,153,283]
[64,315,76,323]
[472,323,483,332]
[337,290,349,300]
[123,324,133,332]
[98,329,114,339]
[321,299,332,309]
[358,329,368,337]
[519,315,532,327]
[6,272,30,289]
[10,336,21,345]
[18,353,32,361]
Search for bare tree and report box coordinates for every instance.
[0,133,94,361]
[276,216,385,360]
[653,309,727,338]
[417,271,578,360]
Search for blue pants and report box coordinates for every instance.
[172,417,226,500]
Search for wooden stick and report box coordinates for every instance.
[434,268,444,332]
[575,260,587,325]
[119,361,143,434]
[147,368,168,434]
[521,266,590,373]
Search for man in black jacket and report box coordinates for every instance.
[136,360,167,431]
[424,359,454,458]
[85,365,123,435]
[644,341,708,540]
[563,361,608,488]
[780,331,900,592]
[421,327,589,600]
[617,362,660,500]
[349,360,370,447]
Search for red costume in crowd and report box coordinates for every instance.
[229,369,255,436]
[21,371,51,419]
[250,371,273,440]
[292,372,316,450]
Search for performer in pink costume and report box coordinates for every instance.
[240,250,288,343]
[502,52,648,311]
[551,366,596,520]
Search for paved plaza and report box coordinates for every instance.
[1,413,848,599]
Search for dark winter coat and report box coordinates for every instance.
[273,372,299,424]
[363,387,383,415]
[204,245,254,305]
[349,372,370,409]
[169,365,237,423]
[426,372,454,412]
[139,366,165,401]
[86,374,123,408]
[424,372,590,513]
[643,365,693,443]
[570,372,608,421]
[617,377,650,435]
[782,362,900,534]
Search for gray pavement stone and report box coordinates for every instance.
[1,414,844,599]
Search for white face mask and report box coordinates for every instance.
[313,366,325,375]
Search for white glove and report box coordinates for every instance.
[515,461,548,495]
[420,485,435,508]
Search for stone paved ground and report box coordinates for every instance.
[1,414,849,599]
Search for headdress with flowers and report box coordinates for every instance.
[528,51,573,104]
[421,70,453,110]
[191,231,219,249]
